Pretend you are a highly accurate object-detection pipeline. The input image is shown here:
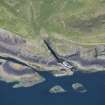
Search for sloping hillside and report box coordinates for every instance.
[0,0,105,53]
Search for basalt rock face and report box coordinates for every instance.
[0,29,47,88]
[0,29,26,45]
[79,45,105,61]
[79,47,96,60]
[61,41,105,61]
[0,29,25,55]
[0,28,105,63]
[0,28,105,87]
[51,38,105,62]
[0,28,48,64]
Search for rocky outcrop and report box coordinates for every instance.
[72,83,87,93]
[0,28,26,45]
[0,29,49,64]
[0,61,45,88]
[0,28,105,88]
[49,85,66,94]
[78,45,105,62]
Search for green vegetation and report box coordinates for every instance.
[0,0,105,43]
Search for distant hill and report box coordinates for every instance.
[0,0,105,45]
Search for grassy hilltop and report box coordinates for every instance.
[0,0,105,44]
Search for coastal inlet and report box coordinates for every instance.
[0,28,105,88]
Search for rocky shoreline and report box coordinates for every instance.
[0,28,105,87]
[0,28,105,72]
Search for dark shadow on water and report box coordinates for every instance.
[0,71,105,105]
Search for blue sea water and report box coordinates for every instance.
[0,71,105,105]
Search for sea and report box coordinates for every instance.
[0,71,105,105]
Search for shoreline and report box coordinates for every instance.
[0,28,105,77]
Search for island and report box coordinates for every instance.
[72,83,87,93]
[49,85,66,94]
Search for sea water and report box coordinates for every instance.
[0,71,105,105]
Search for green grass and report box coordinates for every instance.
[0,0,105,44]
